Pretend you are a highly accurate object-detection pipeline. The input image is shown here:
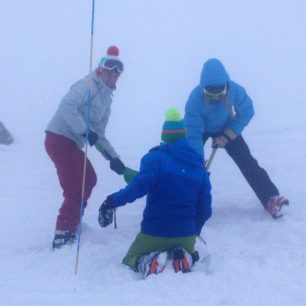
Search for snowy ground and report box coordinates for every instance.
[1,1,305,305]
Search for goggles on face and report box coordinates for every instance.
[204,84,227,101]
[99,58,124,73]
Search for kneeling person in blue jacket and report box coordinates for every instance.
[98,108,212,278]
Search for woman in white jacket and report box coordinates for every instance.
[45,46,126,249]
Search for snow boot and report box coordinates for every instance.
[265,196,289,219]
[170,247,193,273]
[136,251,167,278]
[52,230,76,249]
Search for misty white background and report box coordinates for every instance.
[0,1,305,305]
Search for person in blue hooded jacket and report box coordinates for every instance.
[184,58,288,219]
[98,108,212,278]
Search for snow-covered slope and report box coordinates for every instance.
[0,1,305,305]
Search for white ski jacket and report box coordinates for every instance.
[46,71,119,160]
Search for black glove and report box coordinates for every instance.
[82,130,98,146]
[110,158,126,175]
[98,195,114,227]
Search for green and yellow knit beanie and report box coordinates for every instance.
[161,108,186,144]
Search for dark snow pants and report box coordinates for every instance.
[45,132,97,232]
[204,134,279,206]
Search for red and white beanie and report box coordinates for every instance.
[97,46,123,73]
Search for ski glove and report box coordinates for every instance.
[212,134,230,148]
[98,195,114,227]
[212,128,236,148]
[82,130,98,146]
[110,158,126,175]
[124,167,139,184]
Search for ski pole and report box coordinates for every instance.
[205,147,217,170]
[74,0,95,276]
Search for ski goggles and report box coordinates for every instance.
[99,58,124,73]
[204,84,227,101]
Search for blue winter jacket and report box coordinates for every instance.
[112,139,212,238]
[184,58,255,157]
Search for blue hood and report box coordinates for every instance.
[200,58,230,88]
[158,139,204,167]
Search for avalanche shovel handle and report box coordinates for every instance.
[205,147,217,171]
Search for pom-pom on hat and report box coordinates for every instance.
[97,45,124,73]
[107,46,119,56]
[161,108,186,144]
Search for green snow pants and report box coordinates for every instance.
[122,232,197,271]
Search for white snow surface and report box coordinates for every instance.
[0,1,305,305]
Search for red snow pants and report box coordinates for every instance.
[45,132,97,232]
